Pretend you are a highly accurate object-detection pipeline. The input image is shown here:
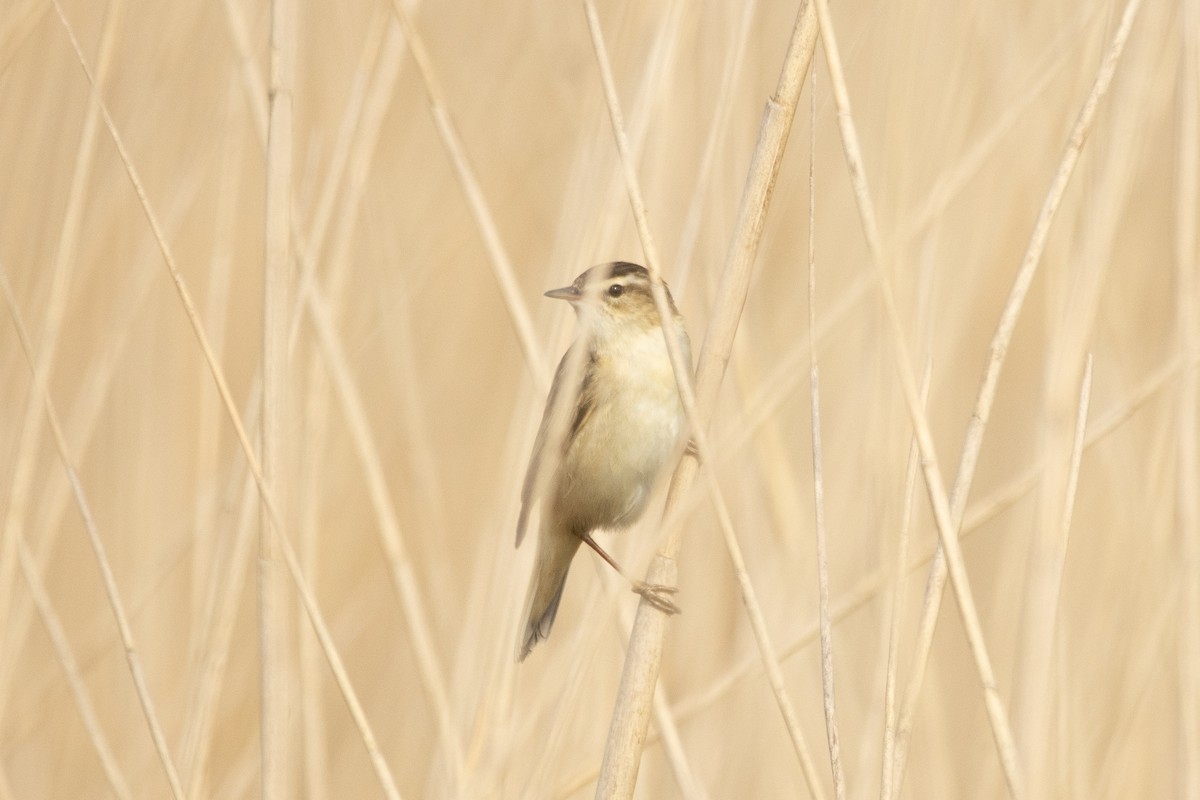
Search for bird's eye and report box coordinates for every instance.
[608,284,624,298]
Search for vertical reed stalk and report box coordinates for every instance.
[807,65,846,800]
[593,2,820,796]
[1175,0,1200,792]
[261,0,295,795]
[890,0,1144,789]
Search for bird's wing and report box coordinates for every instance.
[516,345,595,547]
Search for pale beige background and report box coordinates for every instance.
[0,0,1194,797]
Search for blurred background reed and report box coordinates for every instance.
[0,0,1195,797]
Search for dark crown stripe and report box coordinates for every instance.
[602,261,648,280]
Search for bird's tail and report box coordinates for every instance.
[518,528,581,661]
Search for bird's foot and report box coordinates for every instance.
[632,581,681,615]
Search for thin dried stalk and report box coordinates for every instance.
[644,351,1185,742]
[586,0,784,754]
[560,342,1189,793]
[0,0,121,715]
[299,20,468,787]
[212,2,465,783]
[808,299,845,799]
[591,1,822,796]
[389,0,549,392]
[178,87,252,797]
[898,0,1102,246]
[304,260,466,792]
[298,364,332,799]
[585,0,689,266]
[291,10,388,307]
[261,3,465,783]
[1090,575,1182,798]
[1175,0,1200,792]
[1013,49,1149,775]
[1015,355,1094,793]
[891,0,1144,788]
[373,24,614,779]
[291,6,399,333]
[218,0,268,142]
[585,5,821,791]
[879,365,929,800]
[690,1,1096,496]
[0,0,49,75]
[261,0,295,795]
[811,0,1026,792]
[806,70,846,799]
[1060,358,1093,581]
[392,0,705,790]
[679,347,1186,716]
[183,462,261,798]
[18,538,133,800]
[280,28,398,773]
[672,0,759,295]
[0,170,204,735]
[551,694,708,800]
[190,85,243,654]
[1,268,188,800]
[547,580,709,800]
[585,1,811,796]
[47,4,403,796]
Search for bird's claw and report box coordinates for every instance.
[633,581,681,615]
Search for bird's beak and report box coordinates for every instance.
[544,285,580,302]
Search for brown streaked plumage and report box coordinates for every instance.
[516,262,691,661]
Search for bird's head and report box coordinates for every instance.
[544,262,678,336]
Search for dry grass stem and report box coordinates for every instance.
[1061,358,1093,592]
[218,2,464,781]
[1014,354,1094,793]
[580,0,688,269]
[389,0,549,392]
[631,218,1169,779]
[182,466,260,797]
[1,268,188,800]
[672,0,759,295]
[563,345,1185,789]
[898,0,1102,245]
[217,0,268,141]
[0,173,204,751]
[45,4,403,795]
[0,0,121,721]
[1090,575,1183,798]
[585,2,824,796]
[1175,0,1200,791]
[811,0,1026,792]
[891,0,1145,788]
[17,538,133,800]
[808,295,844,800]
[879,365,930,800]
[806,70,846,799]
[296,15,467,784]
[299,364,332,799]
[260,0,295,795]
[304,264,466,791]
[190,85,243,655]
[592,1,820,793]
[581,581,707,799]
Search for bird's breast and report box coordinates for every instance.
[555,325,689,531]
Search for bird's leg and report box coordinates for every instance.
[579,532,681,615]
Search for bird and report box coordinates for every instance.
[516,261,692,661]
